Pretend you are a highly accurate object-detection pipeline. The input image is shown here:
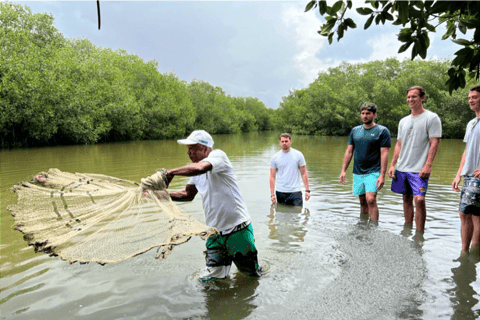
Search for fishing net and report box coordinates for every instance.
[8,168,217,264]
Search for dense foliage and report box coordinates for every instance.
[274,58,477,139]
[0,3,273,148]
[305,0,480,94]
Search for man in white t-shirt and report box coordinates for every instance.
[388,86,442,233]
[452,84,480,257]
[270,133,310,207]
[164,130,261,281]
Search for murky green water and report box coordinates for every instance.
[1,132,478,319]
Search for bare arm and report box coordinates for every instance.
[376,146,390,191]
[169,184,198,201]
[270,168,277,204]
[419,137,440,178]
[340,144,354,185]
[452,149,467,192]
[388,139,402,178]
[167,161,212,179]
[166,161,212,202]
[299,165,310,201]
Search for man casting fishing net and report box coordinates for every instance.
[159,130,262,281]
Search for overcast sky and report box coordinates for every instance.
[15,1,461,109]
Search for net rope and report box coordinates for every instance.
[8,168,217,264]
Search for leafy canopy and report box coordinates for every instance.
[305,0,480,94]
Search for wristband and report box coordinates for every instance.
[305,190,310,192]
[271,195,275,197]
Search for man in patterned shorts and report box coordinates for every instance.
[452,84,480,257]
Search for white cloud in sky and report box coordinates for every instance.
[367,32,410,61]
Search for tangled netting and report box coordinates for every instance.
[8,168,217,264]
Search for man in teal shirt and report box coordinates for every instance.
[340,103,391,222]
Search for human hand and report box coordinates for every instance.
[452,176,462,192]
[271,194,277,204]
[388,167,395,179]
[419,164,432,179]
[376,176,385,191]
[340,172,346,185]
[305,191,310,201]
[473,168,480,178]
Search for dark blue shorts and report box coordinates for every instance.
[391,170,429,196]
[276,191,303,206]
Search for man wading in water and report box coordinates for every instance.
[340,103,391,222]
[164,130,262,280]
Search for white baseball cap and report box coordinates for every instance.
[177,130,214,148]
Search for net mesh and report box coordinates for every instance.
[8,168,217,264]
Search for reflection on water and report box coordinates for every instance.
[268,204,309,247]
[1,132,480,319]
[449,256,480,320]
[202,275,260,320]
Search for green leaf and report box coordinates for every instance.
[398,28,413,42]
[375,14,382,25]
[337,24,345,40]
[328,32,334,45]
[319,1,328,15]
[398,41,413,53]
[305,1,316,12]
[397,1,409,25]
[384,12,394,21]
[331,1,344,14]
[454,47,474,57]
[356,7,373,15]
[452,38,473,46]
[364,15,374,29]
[344,18,357,29]
[425,23,436,32]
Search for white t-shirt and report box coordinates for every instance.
[396,109,442,172]
[270,147,306,193]
[461,117,480,176]
[188,149,251,233]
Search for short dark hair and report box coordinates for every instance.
[279,133,292,140]
[469,84,480,92]
[407,86,426,97]
[360,103,377,113]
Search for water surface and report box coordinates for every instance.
[1,132,478,319]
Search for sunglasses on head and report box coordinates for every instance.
[470,86,480,93]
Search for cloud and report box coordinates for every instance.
[367,32,410,61]
[281,4,333,88]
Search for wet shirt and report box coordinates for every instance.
[188,149,251,233]
[348,124,391,175]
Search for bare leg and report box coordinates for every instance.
[359,194,368,215]
[403,194,414,226]
[459,212,473,253]
[414,195,426,233]
[471,215,480,254]
[365,192,378,222]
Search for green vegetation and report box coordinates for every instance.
[274,58,476,139]
[305,0,480,93]
[1,3,477,148]
[0,3,273,148]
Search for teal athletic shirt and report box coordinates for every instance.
[348,124,391,175]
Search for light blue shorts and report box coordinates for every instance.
[353,172,380,196]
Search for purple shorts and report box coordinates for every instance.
[390,170,429,196]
